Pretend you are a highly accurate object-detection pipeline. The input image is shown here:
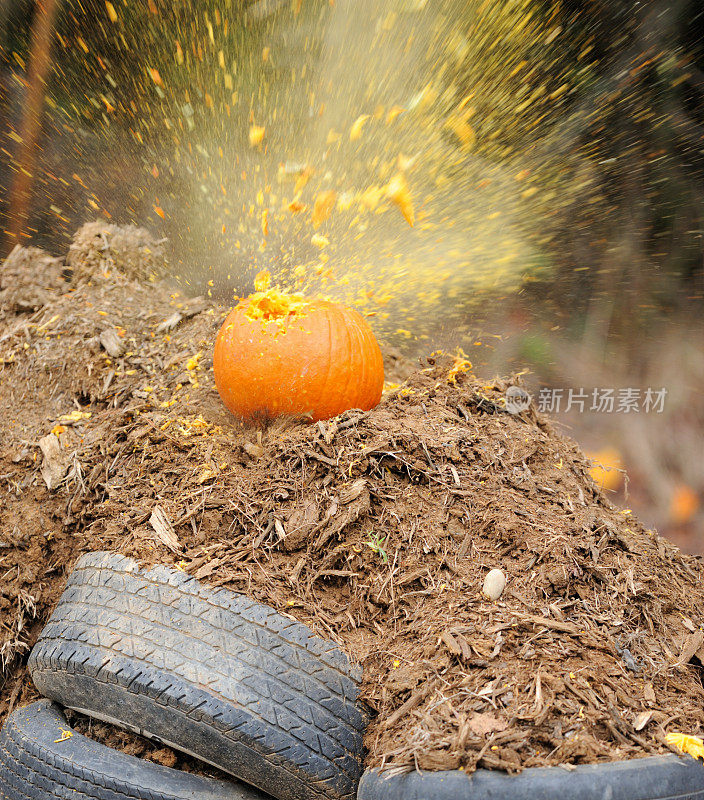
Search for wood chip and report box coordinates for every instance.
[149,505,182,553]
[339,478,367,504]
[515,612,580,635]
[194,558,220,580]
[468,712,509,736]
[38,433,68,490]
[156,312,183,332]
[634,710,653,731]
[675,629,704,667]
[440,630,463,656]
[244,441,264,458]
[383,685,432,729]
[99,328,124,358]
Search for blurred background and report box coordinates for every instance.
[1,0,702,548]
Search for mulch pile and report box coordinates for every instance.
[1,223,704,777]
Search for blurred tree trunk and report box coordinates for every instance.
[4,0,59,254]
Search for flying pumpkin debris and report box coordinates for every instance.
[666,732,704,761]
[312,190,337,228]
[249,125,266,147]
[350,114,370,140]
[386,172,414,226]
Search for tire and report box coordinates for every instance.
[28,552,366,800]
[0,700,268,800]
[357,757,704,800]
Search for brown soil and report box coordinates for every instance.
[1,223,704,778]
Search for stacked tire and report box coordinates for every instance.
[5,553,703,800]
[0,552,368,800]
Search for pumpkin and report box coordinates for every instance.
[213,272,384,422]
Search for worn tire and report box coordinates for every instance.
[28,552,366,800]
[357,758,704,800]
[0,700,267,800]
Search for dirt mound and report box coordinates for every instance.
[1,230,704,777]
[0,245,66,315]
[66,220,167,284]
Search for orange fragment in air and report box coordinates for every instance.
[149,68,163,87]
[105,2,118,23]
[587,448,623,491]
[350,114,370,141]
[312,191,337,229]
[294,166,313,194]
[249,125,266,147]
[254,270,271,291]
[386,173,414,226]
[386,106,405,125]
[670,485,700,524]
[445,116,475,148]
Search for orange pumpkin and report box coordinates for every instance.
[213,273,384,422]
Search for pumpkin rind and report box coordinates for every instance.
[213,296,384,422]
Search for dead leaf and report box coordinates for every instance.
[149,505,182,553]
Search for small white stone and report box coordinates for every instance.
[482,568,506,601]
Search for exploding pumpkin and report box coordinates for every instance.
[213,272,384,422]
